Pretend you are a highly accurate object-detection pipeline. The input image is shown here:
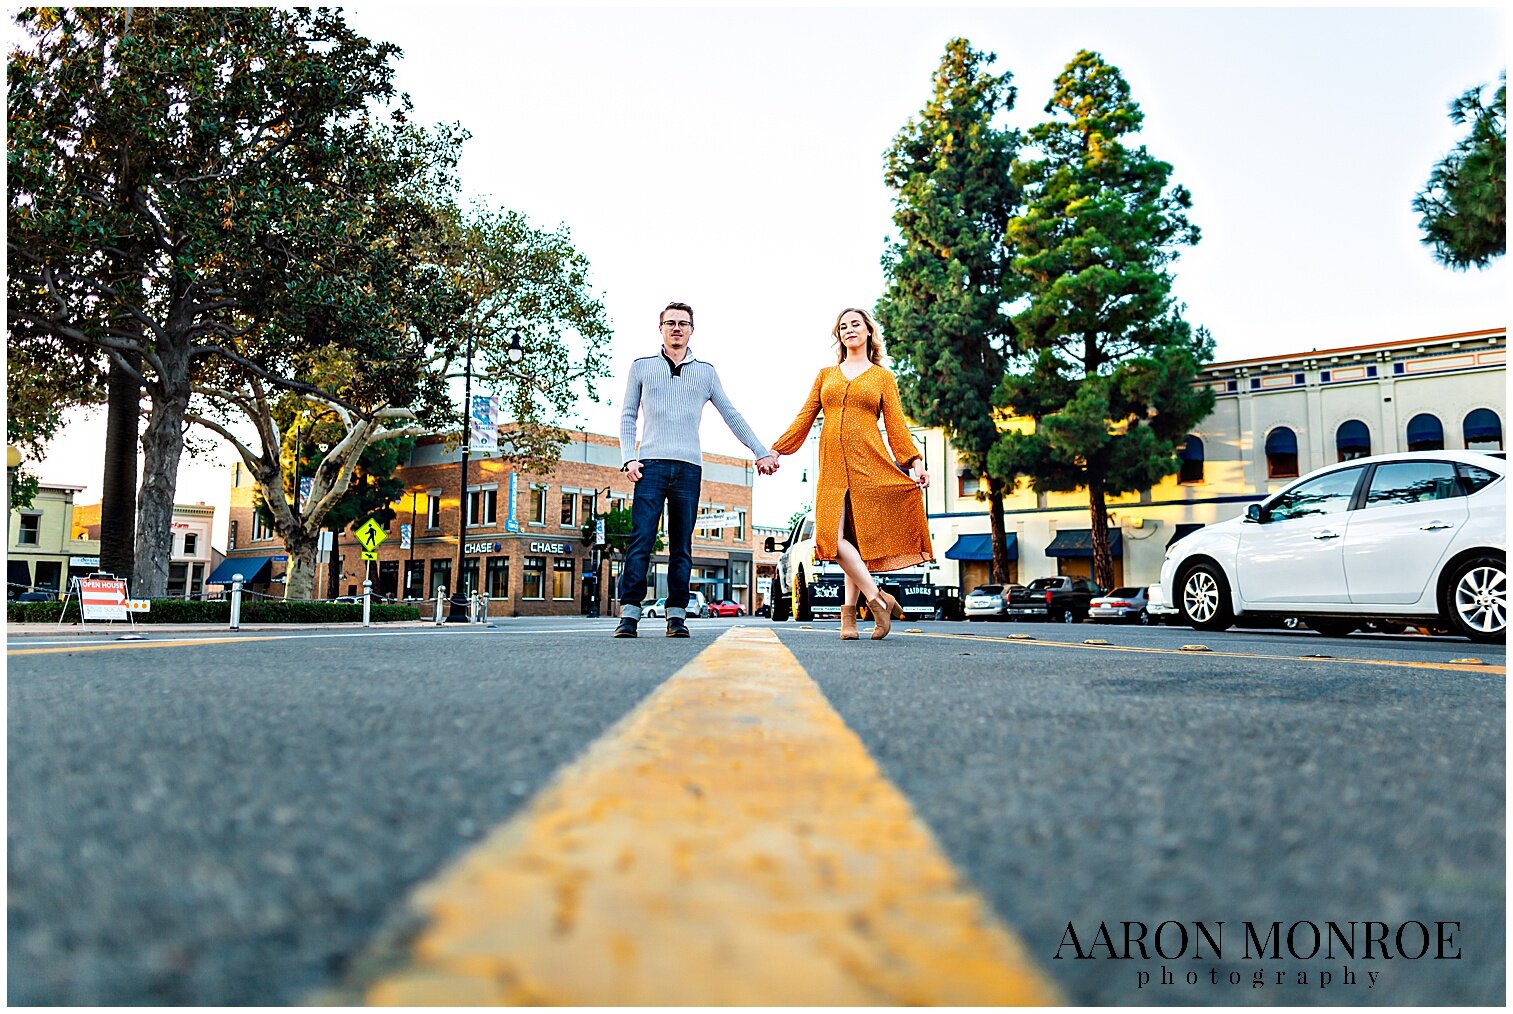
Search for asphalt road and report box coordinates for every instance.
[7,617,1504,1004]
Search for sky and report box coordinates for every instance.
[21,4,1509,542]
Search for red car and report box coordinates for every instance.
[709,599,747,617]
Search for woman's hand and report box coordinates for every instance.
[911,461,930,489]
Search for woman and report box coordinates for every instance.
[770,308,933,640]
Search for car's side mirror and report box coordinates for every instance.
[763,536,777,552]
[1246,503,1269,523]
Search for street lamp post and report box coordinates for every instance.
[448,331,522,622]
[586,485,611,618]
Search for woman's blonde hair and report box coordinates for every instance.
[832,307,886,365]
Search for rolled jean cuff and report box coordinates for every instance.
[619,603,643,620]
[665,607,686,620]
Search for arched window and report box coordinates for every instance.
[1406,413,1444,452]
[1265,427,1299,479]
[1463,408,1503,451]
[1178,435,1204,484]
[1336,420,1371,462]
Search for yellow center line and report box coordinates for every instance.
[332,626,1061,1006]
[8,635,288,656]
[791,626,1504,676]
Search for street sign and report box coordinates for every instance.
[360,549,378,562]
[80,577,128,620]
[354,519,388,552]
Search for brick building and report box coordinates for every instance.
[221,428,760,617]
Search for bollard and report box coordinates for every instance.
[470,591,481,624]
[480,593,490,623]
[434,585,445,625]
[230,574,244,630]
[363,578,372,628]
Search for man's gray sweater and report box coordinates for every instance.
[619,350,772,468]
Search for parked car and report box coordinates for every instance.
[964,583,1020,621]
[1008,576,1104,622]
[643,592,708,618]
[1089,586,1152,624]
[15,590,54,602]
[709,599,746,617]
[1161,450,1505,642]
[1146,584,1181,623]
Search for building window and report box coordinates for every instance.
[426,491,442,530]
[1336,420,1371,462]
[1265,427,1299,479]
[561,491,576,527]
[466,485,498,527]
[460,556,480,596]
[252,511,274,541]
[182,533,199,557]
[486,556,510,598]
[696,505,722,540]
[610,496,626,514]
[404,560,425,599]
[1463,408,1503,451]
[429,558,452,598]
[33,559,61,592]
[958,474,983,497]
[378,560,400,599]
[523,556,546,599]
[580,494,595,525]
[1406,413,1444,452]
[167,562,188,598]
[530,486,547,525]
[553,558,575,600]
[17,512,41,546]
[1178,436,1204,484]
[735,510,747,543]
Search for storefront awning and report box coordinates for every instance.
[1045,528,1123,558]
[1167,523,1204,548]
[206,555,276,585]
[8,559,31,591]
[944,533,1018,561]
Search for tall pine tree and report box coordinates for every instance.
[990,51,1213,591]
[1413,73,1505,270]
[877,38,1023,583]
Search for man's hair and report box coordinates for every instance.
[659,301,694,326]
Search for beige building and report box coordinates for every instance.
[8,481,87,597]
[893,327,1506,593]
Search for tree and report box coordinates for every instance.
[989,51,1214,591]
[1413,73,1506,270]
[876,38,1024,584]
[7,7,421,595]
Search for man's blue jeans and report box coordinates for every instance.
[618,459,701,621]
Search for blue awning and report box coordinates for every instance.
[1265,428,1297,454]
[944,533,1017,561]
[1045,529,1123,558]
[1464,408,1501,442]
[1336,420,1371,451]
[207,555,276,585]
[1406,414,1443,446]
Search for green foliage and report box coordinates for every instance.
[876,38,1023,469]
[591,505,663,556]
[8,466,40,512]
[787,505,812,531]
[1414,74,1506,270]
[991,51,1214,589]
[7,599,421,624]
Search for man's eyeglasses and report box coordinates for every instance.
[661,320,692,330]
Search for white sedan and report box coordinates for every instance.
[1160,450,1505,642]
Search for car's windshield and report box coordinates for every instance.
[1109,587,1140,597]
[1026,578,1060,590]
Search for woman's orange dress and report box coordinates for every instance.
[771,364,934,572]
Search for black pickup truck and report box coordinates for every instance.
[1007,576,1104,623]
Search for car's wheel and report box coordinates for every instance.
[1178,562,1234,632]
[1058,607,1077,624]
[1137,609,1151,626]
[1443,554,1506,643]
[770,582,790,622]
[794,571,813,622]
[1305,617,1358,637]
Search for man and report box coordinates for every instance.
[615,301,778,638]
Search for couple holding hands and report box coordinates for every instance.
[615,301,933,641]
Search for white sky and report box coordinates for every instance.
[24,4,1509,540]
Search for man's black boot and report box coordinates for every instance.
[666,616,690,638]
[613,618,638,638]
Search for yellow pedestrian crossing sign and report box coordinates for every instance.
[354,519,388,552]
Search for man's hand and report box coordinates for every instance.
[625,460,644,482]
[755,454,779,475]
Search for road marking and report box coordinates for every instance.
[786,625,1504,676]
[7,636,289,655]
[333,626,1061,1005]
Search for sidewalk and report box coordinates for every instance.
[6,619,466,638]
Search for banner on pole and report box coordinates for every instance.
[469,394,500,454]
[298,476,313,510]
[505,471,520,532]
[400,523,412,550]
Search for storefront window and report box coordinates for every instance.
[523,556,546,599]
[167,562,188,598]
[33,560,61,593]
[460,556,480,595]
[430,558,452,597]
[486,557,510,598]
[553,558,575,600]
[379,560,400,599]
[405,560,425,598]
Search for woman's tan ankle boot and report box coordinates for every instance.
[839,605,860,640]
[868,593,893,640]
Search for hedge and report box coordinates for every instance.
[7,599,422,625]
